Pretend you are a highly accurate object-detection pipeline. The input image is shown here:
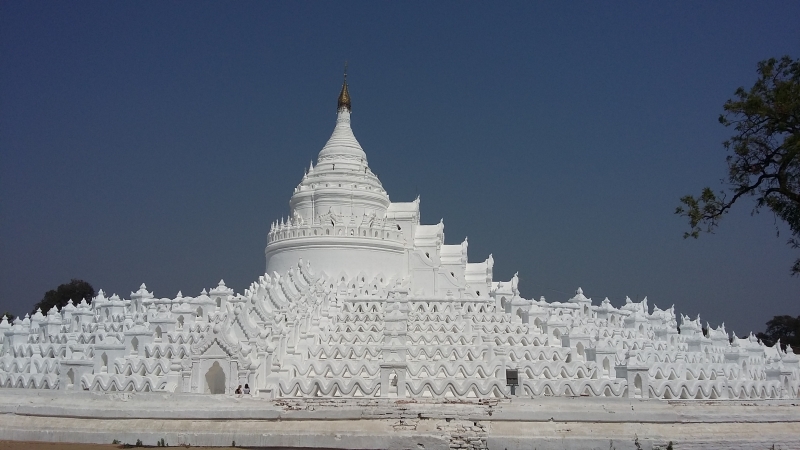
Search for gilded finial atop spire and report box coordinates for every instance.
[337,61,351,111]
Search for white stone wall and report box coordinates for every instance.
[1,390,799,449]
[2,263,798,401]
[3,88,798,403]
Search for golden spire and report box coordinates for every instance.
[337,62,351,111]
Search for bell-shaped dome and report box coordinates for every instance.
[287,78,389,223]
[317,75,366,161]
[316,108,367,161]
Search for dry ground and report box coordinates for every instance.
[0,443,241,450]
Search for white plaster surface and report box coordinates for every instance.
[3,82,800,448]
[0,390,798,449]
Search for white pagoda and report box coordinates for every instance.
[1,77,798,401]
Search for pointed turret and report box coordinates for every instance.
[317,66,367,161]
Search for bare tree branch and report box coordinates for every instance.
[676,56,800,274]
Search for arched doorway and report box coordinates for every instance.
[388,369,398,397]
[634,373,643,398]
[205,361,226,394]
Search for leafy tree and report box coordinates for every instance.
[31,279,95,315]
[676,56,800,274]
[756,315,800,353]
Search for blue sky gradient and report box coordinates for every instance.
[1,1,799,334]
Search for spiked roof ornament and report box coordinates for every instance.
[337,62,351,111]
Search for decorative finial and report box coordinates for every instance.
[337,62,351,111]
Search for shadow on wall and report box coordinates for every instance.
[205,361,226,394]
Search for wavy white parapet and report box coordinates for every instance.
[3,86,798,401]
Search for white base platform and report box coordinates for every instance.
[1,390,798,449]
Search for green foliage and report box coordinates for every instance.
[31,279,95,315]
[677,56,800,274]
[756,314,800,353]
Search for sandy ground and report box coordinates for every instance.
[0,443,241,450]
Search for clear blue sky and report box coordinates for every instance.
[1,1,798,335]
